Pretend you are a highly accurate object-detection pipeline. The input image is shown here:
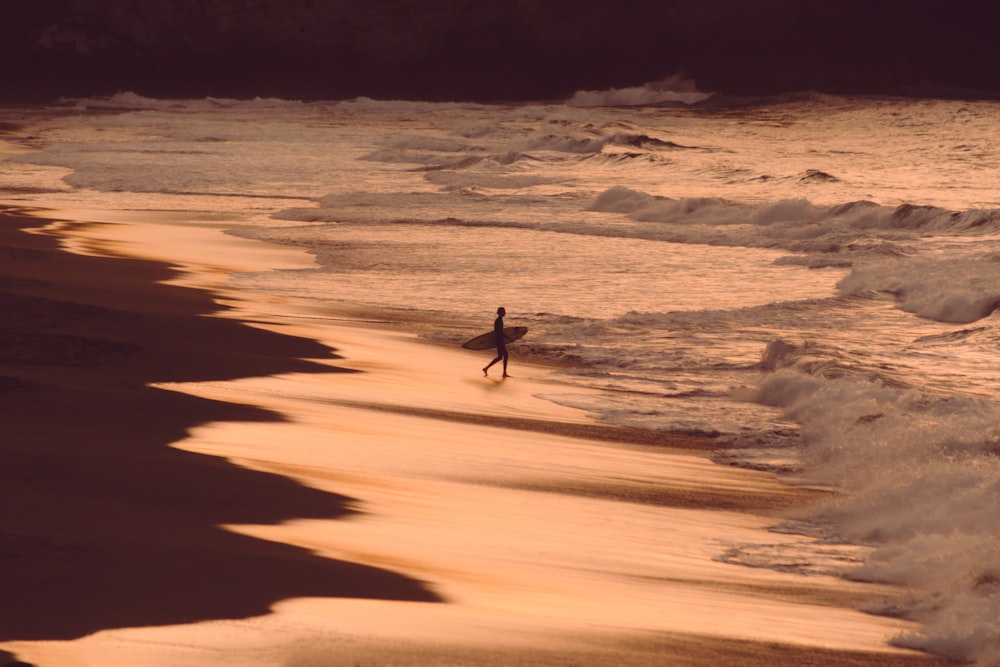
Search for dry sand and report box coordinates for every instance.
[0,206,958,666]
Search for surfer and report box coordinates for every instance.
[483,306,509,378]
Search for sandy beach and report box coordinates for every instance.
[0,206,958,666]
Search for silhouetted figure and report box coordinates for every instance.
[483,306,509,378]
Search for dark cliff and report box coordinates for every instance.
[3,0,998,102]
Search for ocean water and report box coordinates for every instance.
[3,86,1000,664]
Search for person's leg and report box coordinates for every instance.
[483,354,501,376]
[484,344,507,376]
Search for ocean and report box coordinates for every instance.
[2,85,999,664]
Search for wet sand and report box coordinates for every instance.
[0,207,957,666]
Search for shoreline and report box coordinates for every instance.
[0,206,956,666]
[0,207,438,652]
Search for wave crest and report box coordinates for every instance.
[754,363,1000,665]
[566,75,713,107]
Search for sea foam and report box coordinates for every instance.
[838,255,1000,323]
[757,343,1000,664]
[565,75,713,107]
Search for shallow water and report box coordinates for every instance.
[3,88,1000,664]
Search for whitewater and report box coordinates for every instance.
[2,85,999,664]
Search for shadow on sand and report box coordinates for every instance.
[0,208,440,646]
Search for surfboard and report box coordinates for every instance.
[461,326,528,350]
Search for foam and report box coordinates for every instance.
[566,75,713,107]
[838,255,1000,323]
[754,352,1000,663]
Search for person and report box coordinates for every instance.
[483,306,509,378]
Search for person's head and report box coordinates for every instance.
[497,307,506,316]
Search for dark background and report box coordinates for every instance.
[2,0,998,103]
